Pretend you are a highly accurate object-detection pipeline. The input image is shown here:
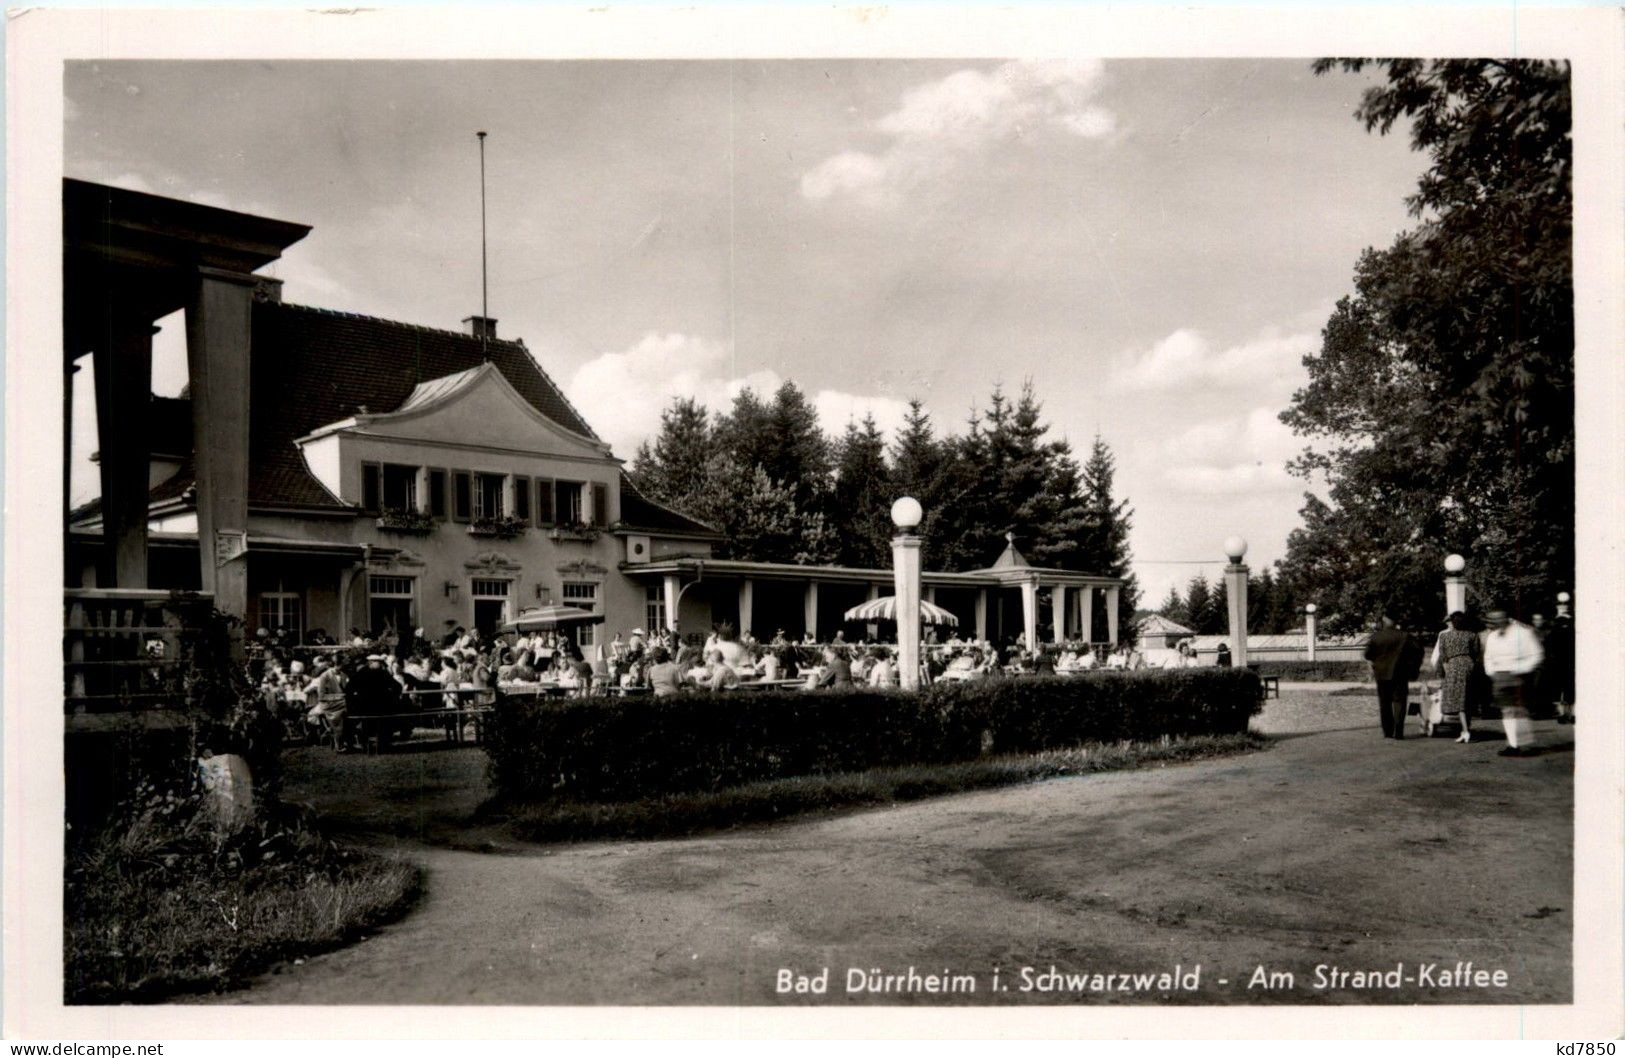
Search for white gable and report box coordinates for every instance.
[357,363,611,461]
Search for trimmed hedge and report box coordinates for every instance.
[1249,661,1372,682]
[484,669,1262,804]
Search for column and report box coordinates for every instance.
[1443,555,1467,618]
[93,309,157,588]
[1105,586,1121,646]
[892,534,922,691]
[1051,585,1068,644]
[803,581,819,641]
[1305,604,1319,662]
[1080,586,1095,645]
[663,574,681,635]
[737,578,754,639]
[1020,579,1039,651]
[1222,537,1249,667]
[186,267,256,622]
[974,588,988,642]
[924,585,937,605]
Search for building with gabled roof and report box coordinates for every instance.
[67,178,1122,649]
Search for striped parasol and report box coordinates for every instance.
[500,605,606,633]
[843,595,960,627]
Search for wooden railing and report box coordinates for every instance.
[63,588,214,714]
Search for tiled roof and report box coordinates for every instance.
[617,474,720,536]
[248,302,602,510]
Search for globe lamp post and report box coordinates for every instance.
[1223,537,1250,668]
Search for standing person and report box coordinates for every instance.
[1364,614,1422,739]
[1545,611,1575,724]
[1429,611,1481,743]
[1482,609,1544,756]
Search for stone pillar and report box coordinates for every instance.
[892,533,922,691]
[663,574,681,636]
[1105,585,1121,646]
[737,578,754,639]
[803,581,819,642]
[92,310,157,588]
[1020,579,1039,651]
[974,588,988,642]
[1051,585,1068,644]
[186,267,256,623]
[1222,537,1249,667]
[1443,554,1468,619]
[1080,585,1095,645]
[1305,604,1318,662]
[924,585,937,605]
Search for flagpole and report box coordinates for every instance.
[477,130,489,361]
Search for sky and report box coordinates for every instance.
[65,59,1426,606]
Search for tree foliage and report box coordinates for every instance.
[632,380,1141,597]
[1281,59,1573,630]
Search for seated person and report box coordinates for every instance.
[756,647,783,681]
[704,649,741,691]
[866,647,898,687]
[646,647,683,696]
[812,646,855,690]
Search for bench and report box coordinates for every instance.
[1259,675,1281,700]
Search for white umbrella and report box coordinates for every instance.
[500,605,606,633]
[843,595,960,627]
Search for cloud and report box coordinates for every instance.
[1108,326,1317,393]
[1160,407,1302,495]
[564,332,918,460]
[812,391,913,441]
[801,59,1114,207]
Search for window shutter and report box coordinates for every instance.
[452,471,472,522]
[592,482,609,527]
[361,463,381,514]
[534,477,554,526]
[514,476,531,521]
[428,469,447,519]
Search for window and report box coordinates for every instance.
[533,477,554,526]
[563,580,599,647]
[427,469,448,519]
[257,592,304,643]
[471,579,511,598]
[361,463,382,514]
[452,471,472,522]
[646,584,665,636]
[513,477,531,522]
[555,481,584,525]
[382,464,418,512]
[592,482,609,528]
[473,472,506,520]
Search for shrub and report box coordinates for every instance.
[1249,660,1371,682]
[484,669,1261,804]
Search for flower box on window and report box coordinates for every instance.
[548,521,600,542]
[375,507,436,534]
[468,515,529,539]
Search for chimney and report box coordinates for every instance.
[462,315,497,340]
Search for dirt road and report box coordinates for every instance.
[217,695,1572,1005]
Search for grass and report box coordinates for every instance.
[65,789,421,1004]
[495,732,1269,844]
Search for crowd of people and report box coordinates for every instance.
[248,617,1171,752]
[1365,606,1575,756]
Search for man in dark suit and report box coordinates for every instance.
[1365,614,1422,739]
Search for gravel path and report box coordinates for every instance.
[214,689,1572,1006]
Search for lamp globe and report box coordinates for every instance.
[890,496,923,530]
